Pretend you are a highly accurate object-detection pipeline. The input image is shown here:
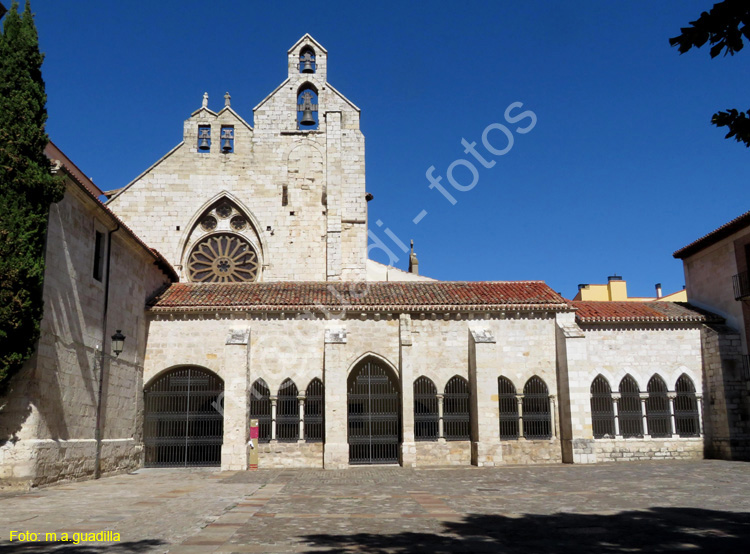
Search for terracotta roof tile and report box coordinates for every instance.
[572,301,722,323]
[148,281,568,312]
[673,210,750,259]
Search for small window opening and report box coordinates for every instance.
[198,125,211,151]
[93,231,104,281]
[282,185,288,206]
[220,126,234,153]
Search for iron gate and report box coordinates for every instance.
[143,367,224,467]
[347,360,400,464]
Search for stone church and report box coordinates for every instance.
[2,35,748,486]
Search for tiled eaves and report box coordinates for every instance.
[572,301,723,324]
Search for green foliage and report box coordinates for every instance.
[669,0,750,147]
[0,1,64,386]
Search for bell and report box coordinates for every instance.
[199,138,210,150]
[301,60,314,73]
[222,139,232,152]
[300,108,315,126]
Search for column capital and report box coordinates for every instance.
[611,392,621,401]
[639,393,649,401]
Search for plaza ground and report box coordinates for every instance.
[1,460,749,553]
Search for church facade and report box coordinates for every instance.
[2,36,747,486]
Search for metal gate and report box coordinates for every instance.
[347,360,400,464]
[143,367,224,467]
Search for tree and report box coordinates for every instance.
[0,0,63,387]
[669,0,750,147]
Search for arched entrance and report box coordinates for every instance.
[347,358,401,465]
[143,367,224,467]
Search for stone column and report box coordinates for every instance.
[298,393,306,443]
[270,396,278,442]
[469,327,502,466]
[667,392,677,436]
[324,328,348,468]
[399,314,417,467]
[436,393,445,441]
[550,395,558,438]
[517,396,525,439]
[640,393,649,436]
[221,329,250,471]
[697,394,704,435]
[611,393,621,436]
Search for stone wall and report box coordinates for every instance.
[0,181,170,488]
[415,441,471,466]
[256,441,323,468]
[594,438,703,462]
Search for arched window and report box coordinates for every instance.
[249,379,271,442]
[498,377,519,440]
[297,84,319,129]
[590,375,615,438]
[276,379,299,442]
[646,375,671,437]
[444,376,470,441]
[414,377,439,441]
[522,376,551,439]
[618,375,643,438]
[299,46,316,73]
[674,374,700,437]
[305,378,325,442]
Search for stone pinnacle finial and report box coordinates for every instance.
[224,92,231,107]
[202,92,208,108]
[409,240,419,275]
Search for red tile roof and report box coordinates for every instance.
[148,281,568,312]
[572,301,722,323]
[673,210,750,259]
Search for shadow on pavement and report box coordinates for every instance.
[301,507,750,553]
[0,539,164,553]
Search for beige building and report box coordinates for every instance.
[1,36,748,487]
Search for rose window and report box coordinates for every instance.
[187,233,259,283]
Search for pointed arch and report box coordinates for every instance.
[444,375,470,441]
[414,376,438,441]
[177,191,268,271]
[304,378,324,442]
[646,375,671,437]
[590,375,615,438]
[618,374,643,437]
[297,82,319,129]
[522,376,551,439]
[498,376,519,440]
[249,378,271,443]
[277,378,299,442]
[675,374,700,437]
[346,351,399,380]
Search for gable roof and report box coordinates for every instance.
[673,210,750,259]
[572,301,722,323]
[288,34,327,54]
[148,281,568,313]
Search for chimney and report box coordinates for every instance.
[608,275,622,282]
[408,240,419,275]
[655,283,662,299]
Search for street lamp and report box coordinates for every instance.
[111,330,125,357]
[94,329,126,478]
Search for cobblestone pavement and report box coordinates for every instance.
[1,460,749,553]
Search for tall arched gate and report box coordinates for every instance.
[143,367,224,467]
[347,359,401,465]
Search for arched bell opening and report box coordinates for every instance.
[297,83,319,130]
[299,46,316,74]
[347,357,401,464]
[143,366,224,467]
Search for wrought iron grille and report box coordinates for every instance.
[304,378,324,442]
[674,374,700,437]
[498,377,519,440]
[249,379,271,442]
[522,376,551,439]
[618,375,643,438]
[414,377,439,441]
[590,375,616,438]
[444,376,471,441]
[276,379,299,442]
[733,270,750,300]
[347,360,400,464]
[143,367,223,467]
[646,376,671,437]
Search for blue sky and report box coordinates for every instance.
[25,1,749,298]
